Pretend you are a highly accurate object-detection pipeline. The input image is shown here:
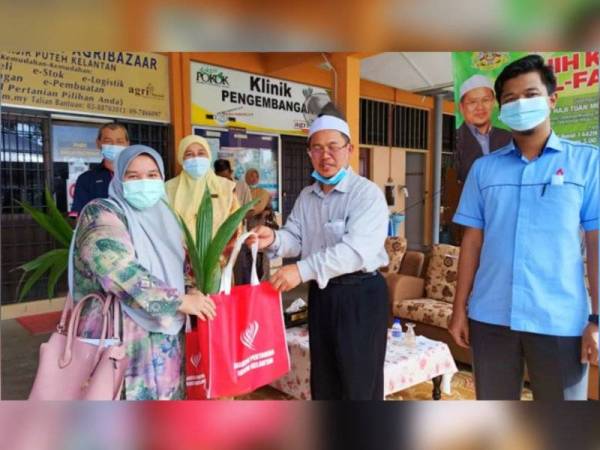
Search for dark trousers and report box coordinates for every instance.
[308,272,389,400]
[469,319,589,400]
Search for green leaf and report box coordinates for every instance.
[196,188,213,289]
[47,253,68,299]
[44,189,73,245]
[178,214,204,289]
[203,198,259,294]
[16,249,67,273]
[18,200,71,248]
[206,265,222,295]
[17,250,65,300]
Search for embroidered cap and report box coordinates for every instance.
[459,74,494,100]
[308,115,351,139]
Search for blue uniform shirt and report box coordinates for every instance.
[453,132,599,336]
[70,164,113,215]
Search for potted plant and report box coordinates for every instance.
[16,189,73,300]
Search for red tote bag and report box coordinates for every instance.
[192,232,290,399]
[185,314,207,399]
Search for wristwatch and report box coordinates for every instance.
[589,314,599,326]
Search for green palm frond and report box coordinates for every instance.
[203,197,258,293]
[175,190,259,294]
[16,189,73,300]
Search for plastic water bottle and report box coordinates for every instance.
[391,318,403,342]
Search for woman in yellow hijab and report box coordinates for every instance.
[166,135,239,237]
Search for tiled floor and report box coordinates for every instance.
[2,283,533,401]
[0,284,310,400]
[1,319,50,400]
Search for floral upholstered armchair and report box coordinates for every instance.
[380,237,425,278]
[387,243,471,364]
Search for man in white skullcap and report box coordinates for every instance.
[249,106,390,400]
[456,74,512,182]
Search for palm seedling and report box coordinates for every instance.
[16,189,73,300]
[174,189,259,294]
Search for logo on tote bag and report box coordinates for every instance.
[190,353,201,368]
[241,321,260,350]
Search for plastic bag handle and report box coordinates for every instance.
[219,231,259,295]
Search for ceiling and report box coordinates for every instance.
[360,52,454,98]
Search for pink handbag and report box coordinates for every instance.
[28,293,129,400]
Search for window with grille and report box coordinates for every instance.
[1,109,172,304]
[360,98,429,150]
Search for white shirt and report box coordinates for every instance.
[268,168,389,288]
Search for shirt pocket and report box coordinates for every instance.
[323,219,346,247]
[535,182,582,232]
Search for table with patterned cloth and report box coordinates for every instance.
[270,325,458,400]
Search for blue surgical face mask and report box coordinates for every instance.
[123,179,165,210]
[311,167,348,185]
[498,96,550,131]
[183,157,210,179]
[101,144,127,161]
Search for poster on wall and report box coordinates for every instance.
[52,123,101,163]
[190,62,331,135]
[0,52,170,122]
[219,146,279,211]
[452,51,599,183]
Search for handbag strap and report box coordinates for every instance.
[219,231,259,295]
[57,294,74,334]
[111,298,122,341]
[59,293,110,368]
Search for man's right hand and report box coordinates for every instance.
[448,308,470,348]
[246,225,275,250]
[178,291,216,321]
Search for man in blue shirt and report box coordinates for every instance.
[69,123,129,218]
[249,109,390,400]
[449,54,599,400]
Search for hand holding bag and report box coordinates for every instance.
[28,293,128,401]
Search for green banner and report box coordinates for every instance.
[452,51,599,144]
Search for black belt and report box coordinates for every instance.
[327,270,379,285]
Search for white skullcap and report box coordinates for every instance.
[459,74,494,100]
[308,115,350,139]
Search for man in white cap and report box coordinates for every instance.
[249,107,390,400]
[456,74,512,183]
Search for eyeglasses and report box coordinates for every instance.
[463,97,494,110]
[307,143,349,157]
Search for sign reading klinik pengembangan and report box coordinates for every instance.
[0,51,170,122]
[190,62,331,135]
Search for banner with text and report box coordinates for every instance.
[451,51,599,182]
[190,62,331,135]
[0,52,170,122]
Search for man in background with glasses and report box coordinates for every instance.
[249,107,390,400]
[456,74,512,183]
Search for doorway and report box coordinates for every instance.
[404,152,426,251]
[281,134,312,223]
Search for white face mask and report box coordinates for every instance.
[101,144,127,161]
[498,96,550,131]
[183,157,210,179]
